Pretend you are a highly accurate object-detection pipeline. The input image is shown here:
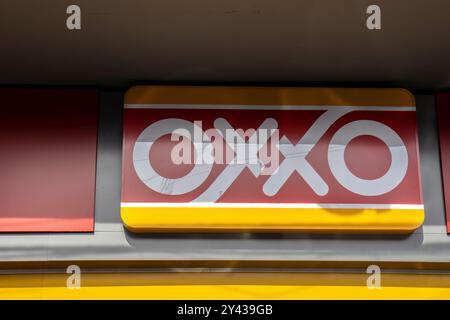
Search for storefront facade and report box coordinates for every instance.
[1,87,450,299]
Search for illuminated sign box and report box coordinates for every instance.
[121,86,424,233]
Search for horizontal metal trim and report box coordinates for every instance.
[121,202,424,210]
[125,104,416,111]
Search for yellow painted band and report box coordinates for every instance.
[120,207,424,233]
[125,86,415,107]
[2,272,450,300]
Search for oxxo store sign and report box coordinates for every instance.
[121,86,424,233]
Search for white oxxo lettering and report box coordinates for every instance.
[133,109,408,199]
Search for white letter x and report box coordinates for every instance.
[263,109,350,196]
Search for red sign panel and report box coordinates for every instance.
[437,93,450,233]
[0,89,98,232]
[123,108,422,205]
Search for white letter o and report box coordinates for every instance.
[133,118,213,195]
[328,120,408,196]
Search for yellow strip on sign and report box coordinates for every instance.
[125,86,415,106]
[2,272,450,300]
[120,207,424,233]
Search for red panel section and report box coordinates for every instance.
[437,94,450,233]
[0,89,98,232]
[122,108,422,205]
